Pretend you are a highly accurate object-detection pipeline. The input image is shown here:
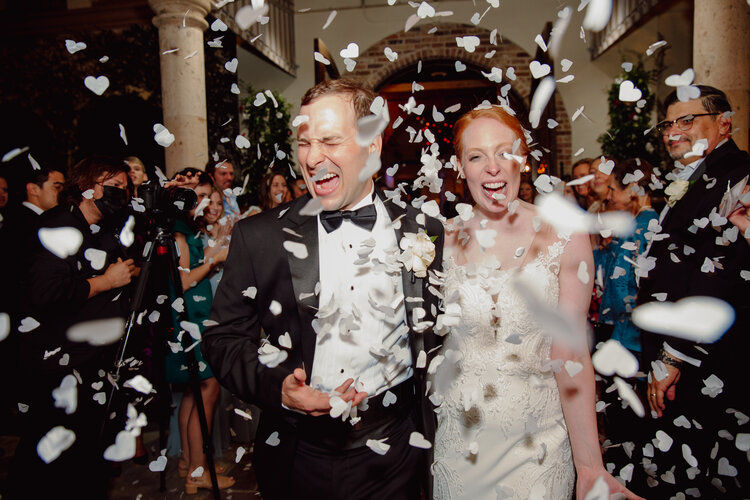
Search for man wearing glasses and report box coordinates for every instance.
[637,85,750,497]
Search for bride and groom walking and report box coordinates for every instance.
[202,78,642,499]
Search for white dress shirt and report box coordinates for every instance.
[310,187,412,396]
[22,201,43,215]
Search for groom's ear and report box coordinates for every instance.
[368,134,383,156]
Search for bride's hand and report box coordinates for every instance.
[575,466,646,500]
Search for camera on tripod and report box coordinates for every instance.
[138,182,198,214]
[135,182,198,233]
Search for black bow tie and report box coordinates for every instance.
[320,204,377,233]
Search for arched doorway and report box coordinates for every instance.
[350,22,572,194]
[375,59,532,213]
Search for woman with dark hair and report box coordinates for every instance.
[258,170,291,211]
[165,171,234,494]
[518,178,536,203]
[8,155,136,498]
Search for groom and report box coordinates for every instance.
[202,78,444,499]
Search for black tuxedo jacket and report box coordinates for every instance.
[638,139,750,412]
[202,192,444,498]
[0,204,41,316]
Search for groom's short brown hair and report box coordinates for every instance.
[301,78,377,121]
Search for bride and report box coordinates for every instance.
[432,105,642,500]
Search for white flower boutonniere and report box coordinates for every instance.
[665,179,691,207]
[398,229,436,278]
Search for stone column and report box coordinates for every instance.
[694,0,750,151]
[149,0,211,177]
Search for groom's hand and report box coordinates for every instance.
[281,368,368,416]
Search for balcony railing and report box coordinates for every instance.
[212,0,296,76]
[589,0,677,59]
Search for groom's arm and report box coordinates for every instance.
[202,221,290,410]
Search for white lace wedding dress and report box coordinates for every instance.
[433,236,575,500]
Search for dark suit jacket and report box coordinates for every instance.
[202,192,444,498]
[0,204,41,316]
[638,139,750,413]
[20,204,131,376]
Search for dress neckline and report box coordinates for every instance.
[452,222,552,273]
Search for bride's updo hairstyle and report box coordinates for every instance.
[453,105,530,158]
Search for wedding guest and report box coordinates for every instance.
[7,156,136,498]
[0,166,64,435]
[259,171,291,211]
[588,156,613,214]
[518,179,536,203]
[199,187,230,295]
[197,186,235,455]
[636,85,750,497]
[595,158,658,478]
[124,156,148,196]
[587,156,615,326]
[571,158,594,209]
[291,176,309,198]
[432,105,642,500]
[597,158,658,355]
[166,172,234,494]
[206,159,241,224]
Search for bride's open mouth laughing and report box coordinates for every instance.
[482,181,507,201]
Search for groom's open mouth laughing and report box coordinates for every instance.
[314,172,340,197]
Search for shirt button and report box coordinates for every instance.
[350,285,354,291]
[349,244,353,249]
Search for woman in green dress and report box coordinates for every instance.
[166,171,234,494]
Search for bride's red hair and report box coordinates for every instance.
[453,105,529,158]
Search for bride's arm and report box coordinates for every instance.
[553,232,644,500]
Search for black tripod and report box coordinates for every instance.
[107,217,222,500]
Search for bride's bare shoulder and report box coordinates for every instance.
[443,216,463,249]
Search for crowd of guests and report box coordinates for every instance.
[0,80,748,499]
[0,153,307,496]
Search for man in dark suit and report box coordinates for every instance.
[0,166,64,432]
[637,85,750,496]
[202,79,444,499]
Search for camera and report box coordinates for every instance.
[138,182,197,214]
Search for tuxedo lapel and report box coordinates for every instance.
[284,198,320,375]
[663,141,737,229]
[378,193,424,324]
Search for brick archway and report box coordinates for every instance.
[349,22,572,172]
